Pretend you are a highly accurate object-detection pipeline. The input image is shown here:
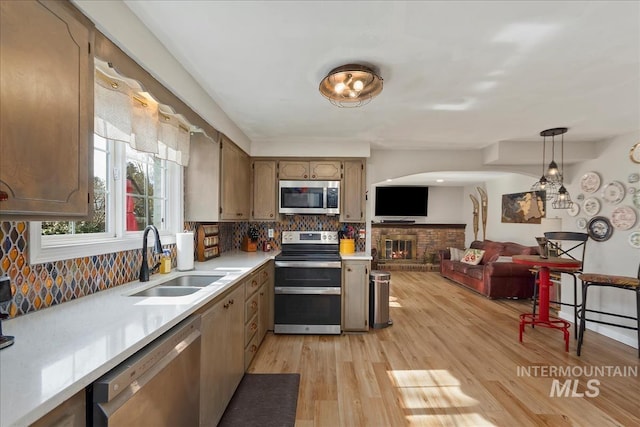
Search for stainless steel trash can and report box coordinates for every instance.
[369,270,391,329]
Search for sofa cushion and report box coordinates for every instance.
[461,248,485,265]
[449,247,465,261]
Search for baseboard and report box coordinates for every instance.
[557,310,638,349]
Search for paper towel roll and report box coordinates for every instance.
[176,232,195,271]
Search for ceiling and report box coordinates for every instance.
[122,1,640,152]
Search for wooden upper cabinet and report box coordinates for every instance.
[341,159,366,222]
[219,136,250,220]
[279,160,342,180]
[251,160,278,221]
[185,133,220,221]
[310,161,342,180]
[278,160,309,180]
[0,0,94,219]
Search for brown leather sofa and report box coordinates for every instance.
[439,239,539,299]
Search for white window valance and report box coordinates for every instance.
[94,60,192,166]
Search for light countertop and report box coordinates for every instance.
[0,250,276,427]
[340,252,372,261]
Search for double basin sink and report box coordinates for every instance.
[130,274,226,297]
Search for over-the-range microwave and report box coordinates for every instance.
[279,180,340,215]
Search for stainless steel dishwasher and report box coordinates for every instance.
[92,316,201,427]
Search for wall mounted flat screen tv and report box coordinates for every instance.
[375,186,429,216]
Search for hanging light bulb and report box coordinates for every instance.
[552,185,574,209]
[532,130,558,200]
[540,127,573,209]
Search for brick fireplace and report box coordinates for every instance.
[380,234,417,260]
[372,223,465,271]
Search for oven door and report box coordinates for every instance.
[274,261,342,334]
[274,291,341,334]
[275,261,341,287]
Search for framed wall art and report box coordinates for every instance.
[501,191,546,224]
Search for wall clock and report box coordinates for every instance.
[631,142,640,164]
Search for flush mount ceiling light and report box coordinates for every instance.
[319,64,383,107]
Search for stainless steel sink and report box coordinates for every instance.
[129,274,226,297]
[158,275,225,288]
[130,286,200,297]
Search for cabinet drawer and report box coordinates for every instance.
[259,267,269,285]
[245,273,260,298]
[245,291,259,320]
[244,333,259,371]
[245,312,258,346]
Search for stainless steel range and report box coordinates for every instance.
[274,231,342,334]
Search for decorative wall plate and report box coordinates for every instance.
[634,192,640,209]
[576,217,587,229]
[629,231,640,249]
[629,187,637,195]
[580,172,601,193]
[567,203,580,217]
[631,142,640,164]
[583,197,601,216]
[587,216,613,242]
[576,193,585,201]
[601,181,625,204]
[610,205,637,230]
[629,173,640,183]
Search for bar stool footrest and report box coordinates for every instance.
[519,313,571,352]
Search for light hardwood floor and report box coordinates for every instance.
[248,271,639,426]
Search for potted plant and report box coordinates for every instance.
[241,225,259,252]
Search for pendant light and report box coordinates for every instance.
[531,129,559,201]
[542,127,573,210]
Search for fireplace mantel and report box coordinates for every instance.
[372,223,465,229]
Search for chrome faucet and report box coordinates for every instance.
[139,225,163,282]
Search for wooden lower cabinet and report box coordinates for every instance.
[342,259,371,332]
[199,285,244,426]
[30,389,85,427]
[243,261,274,369]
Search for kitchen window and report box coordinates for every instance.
[29,135,183,264]
[29,62,190,264]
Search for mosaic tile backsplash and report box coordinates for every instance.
[0,217,365,318]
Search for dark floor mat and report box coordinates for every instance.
[217,373,300,427]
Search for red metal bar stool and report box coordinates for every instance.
[577,264,640,358]
[531,232,589,338]
[514,255,581,351]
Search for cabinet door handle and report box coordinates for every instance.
[347,267,352,272]
[251,301,258,310]
[251,322,257,332]
[229,299,235,305]
[223,303,230,309]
